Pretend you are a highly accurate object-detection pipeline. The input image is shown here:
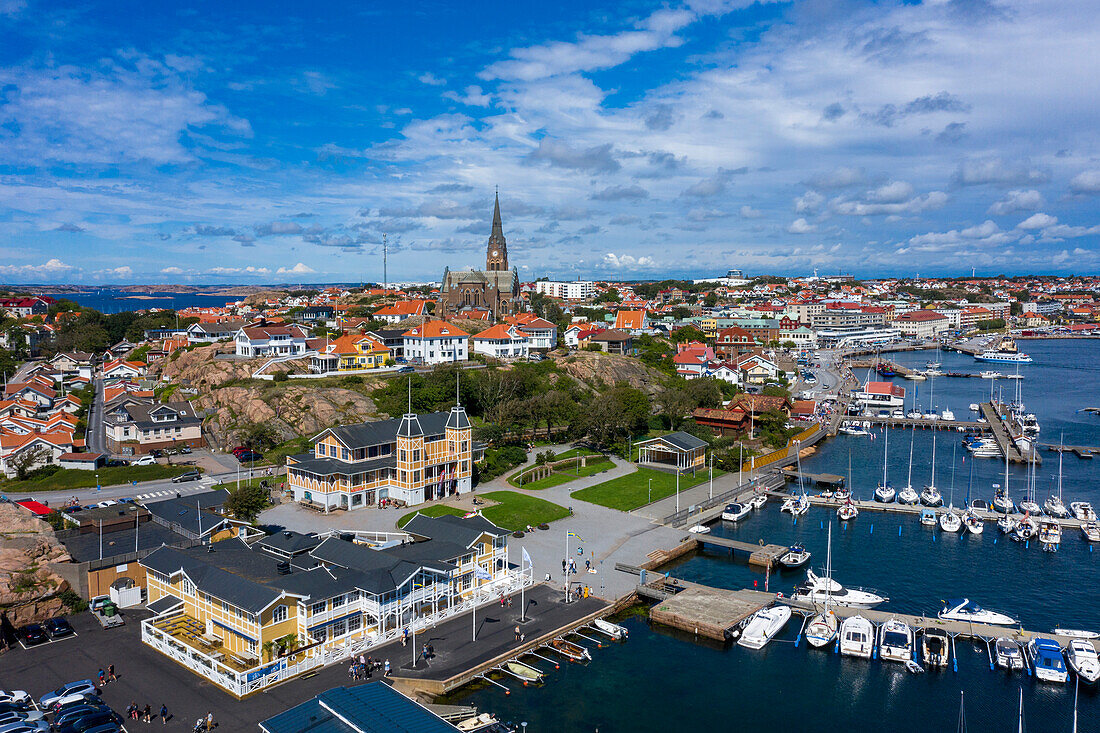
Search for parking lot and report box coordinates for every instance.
[0,609,391,729]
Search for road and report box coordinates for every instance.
[86,375,106,454]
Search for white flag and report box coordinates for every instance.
[521,547,532,568]
[474,565,492,580]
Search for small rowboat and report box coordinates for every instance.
[593,618,628,640]
[1053,628,1100,640]
[550,638,591,661]
[504,661,543,682]
[457,714,499,731]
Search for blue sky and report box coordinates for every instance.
[1,0,1098,284]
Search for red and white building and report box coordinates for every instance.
[403,321,469,365]
[471,324,529,360]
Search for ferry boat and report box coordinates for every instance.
[974,337,1033,364]
[878,618,915,663]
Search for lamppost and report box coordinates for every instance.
[648,478,652,505]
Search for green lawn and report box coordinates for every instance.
[508,457,613,490]
[397,504,468,528]
[0,464,196,493]
[211,476,280,492]
[571,466,724,511]
[553,447,600,460]
[478,491,570,530]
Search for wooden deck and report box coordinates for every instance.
[804,495,1093,530]
[647,581,771,642]
[693,534,789,568]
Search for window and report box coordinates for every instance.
[272,605,288,623]
[311,601,326,616]
[180,577,195,596]
[332,593,347,608]
[347,614,362,633]
[399,449,406,463]
[221,600,231,614]
[341,448,350,461]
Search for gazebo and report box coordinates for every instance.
[634,431,708,475]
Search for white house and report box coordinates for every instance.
[403,321,469,365]
[471,324,529,360]
[373,301,427,324]
[708,362,742,386]
[234,325,310,357]
[515,317,557,351]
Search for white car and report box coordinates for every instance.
[38,680,96,709]
[0,693,28,706]
[131,455,156,466]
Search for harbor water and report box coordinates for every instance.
[449,340,1100,731]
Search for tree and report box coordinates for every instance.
[240,424,280,452]
[10,445,50,481]
[594,288,620,304]
[224,483,268,522]
[703,292,718,307]
[655,386,694,429]
[671,325,707,343]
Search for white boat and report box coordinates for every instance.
[975,351,1032,364]
[503,661,543,683]
[838,423,871,436]
[939,508,962,532]
[593,618,628,640]
[979,371,1003,379]
[1013,515,1038,542]
[919,508,938,526]
[688,524,711,534]
[941,408,956,421]
[1082,522,1100,542]
[965,438,1001,458]
[1044,440,1069,518]
[721,502,750,522]
[874,425,894,502]
[779,494,809,516]
[879,618,915,663]
[898,486,919,504]
[737,605,791,649]
[804,523,837,649]
[839,615,874,658]
[778,543,811,569]
[874,483,895,502]
[837,501,858,522]
[457,713,501,731]
[1038,518,1061,551]
[995,638,1024,670]
[920,434,943,506]
[1070,501,1097,522]
[1065,639,1100,685]
[963,509,985,535]
[968,403,980,412]
[938,598,1016,626]
[923,628,950,668]
[748,493,767,510]
[997,514,1018,534]
[1054,628,1100,640]
[1028,638,1068,683]
[791,569,887,609]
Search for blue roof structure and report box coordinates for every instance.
[260,682,456,733]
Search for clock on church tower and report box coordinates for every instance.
[485,192,508,272]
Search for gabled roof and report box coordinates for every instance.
[403,321,469,339]
[317,412,455,450]
[403,512,507,547]
[471,323,524,341]
[636,431,708,452]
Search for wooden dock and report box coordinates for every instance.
[979,401,1038,464]
[780,467,846,487]
[860,415,989,431]
[803,495,1092,530]
[693,534,789,568]
[646,580,771,642]
[1039,443,1097,459]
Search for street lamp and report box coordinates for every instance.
[648,478,652,505]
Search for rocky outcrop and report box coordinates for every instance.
[552,351,666,395]
[0,504,72,626]
[160,343,301,388]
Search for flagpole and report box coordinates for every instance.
[520,549,526,622]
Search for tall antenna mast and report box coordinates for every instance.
[382,233,388,296]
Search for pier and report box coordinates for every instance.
[979,401,1037,464]
[1039,443,1097,459]
[779,467,846,488]
[858,415,989,431]
[800,495,1093,530]
[693,534,790,568]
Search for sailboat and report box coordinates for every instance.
[838,451,858,521]
[920,433,943,506]
[962,460,984,534]
[897,425,919,505]
[804,523,839,648]
[782,443,811,516]
[874,425,895,502]
[1018,449,1041,516]
[939,445,962,532]
[992,448,1015,514]
[1043,436,1069,518]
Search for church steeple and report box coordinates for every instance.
[486,191,507,271]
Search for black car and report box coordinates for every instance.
[0,703,30,714]
[52,697,103,717]
[171,471,201,483]
[235,451,262,463]
[44,617,75,638]
[17,623,48,646]
[56,710,119,733]
[54,704,112,729]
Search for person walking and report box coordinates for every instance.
[206,712,215,731]
[514,624,521,641]
[384,659,391,677]
[585,558,591,572]
[160,704,169,725]
[561,558,567,574]
[97,668,106,687]
[402,627,409,647]
[142,705,152,723]
[107,664,117,683]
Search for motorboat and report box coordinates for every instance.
[1083,521,1100,542]
[1038,518,1061,551]
[941,408,956,421]
[966,439,1001,458]
[737,605,791,649]
[1065,639,1100,685]
[979,371,1003,379]
[550,639,591,662]
[804,609,838,648]
[879,618,915,663]
[839,615,874,658]
[897,485,919,505]
[1013,515,1038,542]
[968,403,980,412]
[1028,638,1068,683]
[874,482,895,503]
[748,493,767,510]
[923,628,950,668]
[592,618,628,640]
[457,713,502,731]
[779,494,809,516]
[1054,628,1100,640]
[778,543,811,569]
[833,487,851,502]
[687,524,711,534]
[1043,495,1069,518]
[791,570,887,609]
[920,508,938,527]
[939,507,962,533]
[837,500,858,522]
[906,409,923,419]
[938,598,1016,626]
[721,503,750,522]
[1071,501,1097,522]
[1018,413,1040,435]
[962,509,984,534]
[503,661,543,683]
[995,638,1024,670]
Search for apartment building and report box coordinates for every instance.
[402,321,469,365]
[104,400,205,455]
[534,280,597,300]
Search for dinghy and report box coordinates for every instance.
[593,618,628,640]
[737,605,791,649]
[550,639,591,662]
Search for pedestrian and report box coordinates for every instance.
[384,659,391,677]
[500,593,505,608]
[358,653,366,666]
[402,627,409,646]
[426,643,434,659]
[160,704,169,725]
[108,663,117,682]
[514,625,521,641]
[142,705,152,723]
[561,558,567,574]
[97,668,106,686]
[421,647,430,665]
[585,558,591,572]
[206,712,215,731]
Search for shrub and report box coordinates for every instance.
[273,371,290,382]
[58,588,88,613]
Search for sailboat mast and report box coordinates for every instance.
[882,425,889,486]
[1058,433,1064,502]
[907,425,915,488]
[931,433,937,488]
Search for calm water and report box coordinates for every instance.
[451,340,1100,731]
[51,289,243,313]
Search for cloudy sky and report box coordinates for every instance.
[1,0,1098,283]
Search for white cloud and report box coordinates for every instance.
[418,72,447,86]
[794,191,825,215]
[1069,170,1100,195]
[442,85,492,107]
[0,258,73,276]
[740,205,763,218]
[833,192,948,216]
[867,181,915,203]
[787,218,816,234]
[952,157,1049,187]
[160,266,186,275]
[96,266,132,278]
[208,266,272,275]
[987,189,1043,216]
[1016,213,1057,230]
[276,263,316,275]
[602,252,656,268]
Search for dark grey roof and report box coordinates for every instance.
[260,682,455,733]
[108,401,201,430]
[286,454,395,478]
[188,321,246,335]
[141,542,287,613]
[255,530,322,556]
[143,490,230,537]
[403,513,506,548]
[323,412,452,448]
[445,406,470,430]
[642,430,708,451]
[60,521,192,563]
[368,328,406,341]
[146,595,184,615]
[396,413,423,438]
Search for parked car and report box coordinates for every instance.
[0,721,49,733]
[235,451,262,463]
[53,705,111,730]
[44,617,74,638]
[79,724,121,733]
[178,446,192,454]
[230,446,249,456]
[171,471,201,483]
[39,682,97,710]
[0,695,27,708]
[54,711,118,733]
[395,366,414,373]
[149,449,164,458]
[0,707,29,718]
[52,697,103,718]
[0,712,44,727]
[17,624,47,646]
[131,455,156,466]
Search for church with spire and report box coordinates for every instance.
[438,193,520,320]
